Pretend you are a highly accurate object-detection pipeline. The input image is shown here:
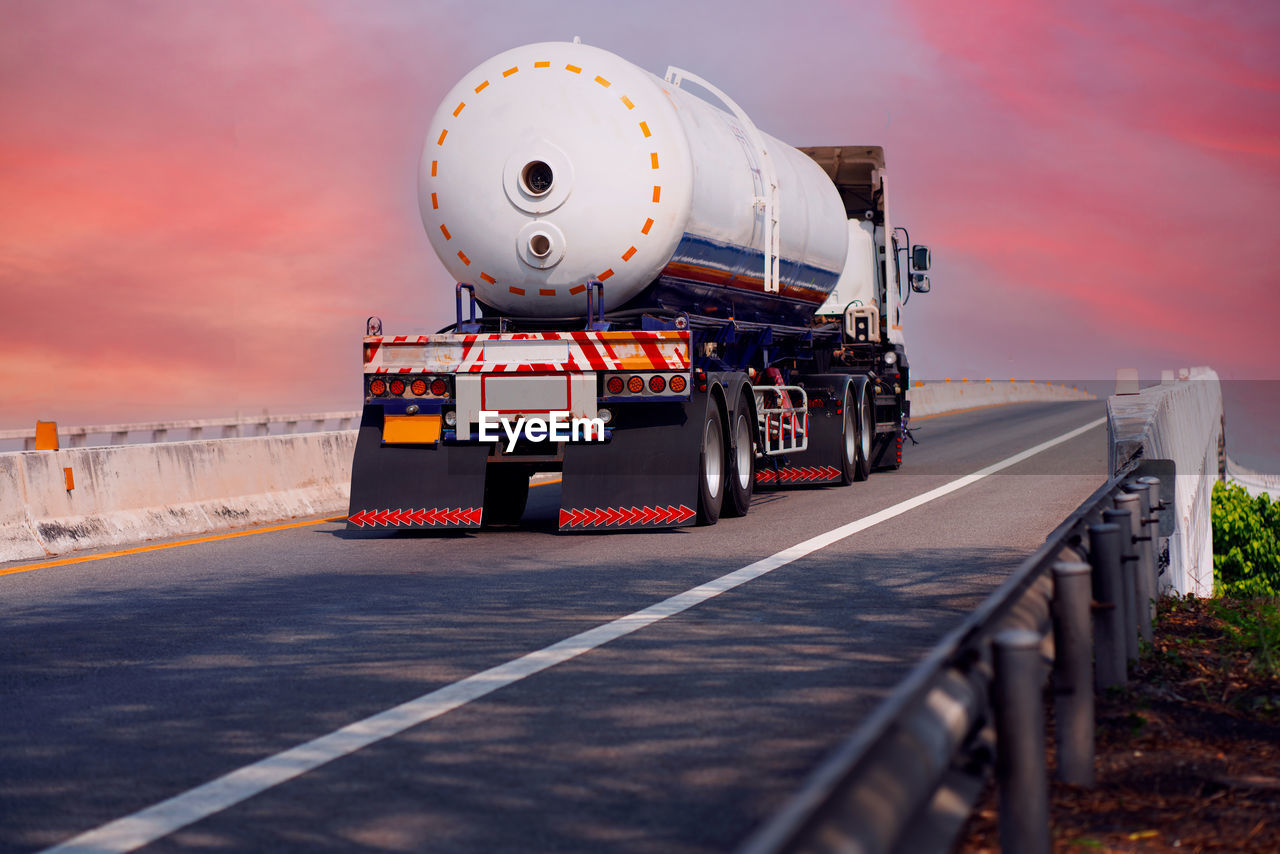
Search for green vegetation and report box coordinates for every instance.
[1211,481,1280,597]
[1212,598,1280,678]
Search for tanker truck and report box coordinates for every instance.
[347,40,933,531]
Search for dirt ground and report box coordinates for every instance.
[956,596,1280,853]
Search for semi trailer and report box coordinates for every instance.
[347,40,932,531]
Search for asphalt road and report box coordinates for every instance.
[1,400,1108,853]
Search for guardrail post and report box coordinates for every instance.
[1101,507,1139,664]
[1052,561,1095,787]
[994,628,1051,854]
[1123,483,1158,628]
[222,425,239,438]
[151,429,167,443]
[111,430,128,445]
[1088,523,1127,690]
[1114,493,1152,644]
[1137,475,1164,595]
[190,426,203,440]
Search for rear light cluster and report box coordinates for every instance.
[602,373,690,397]
[368,375,453,399]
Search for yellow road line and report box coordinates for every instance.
[5,479,567,578]
[0,515,348,578]
[912,402,1028,421]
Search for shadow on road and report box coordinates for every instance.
[2,540,1025,853]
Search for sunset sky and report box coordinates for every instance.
[2,1,1277,459]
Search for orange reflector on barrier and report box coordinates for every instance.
[35,421,58,451]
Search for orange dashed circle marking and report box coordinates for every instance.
[435,58,668,296]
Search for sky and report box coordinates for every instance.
[2,0,1277,460]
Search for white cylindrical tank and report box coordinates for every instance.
[420,41,848,322]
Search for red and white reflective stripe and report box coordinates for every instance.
[558,504,695,528]
[756,466,841,484]
[364,331,689,375]
[348,507,482,527]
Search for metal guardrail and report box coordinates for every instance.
[738,458,1169,854]
[0,412,360,451]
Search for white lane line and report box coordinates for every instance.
[45,416,1105,853]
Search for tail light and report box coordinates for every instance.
[430,378,449,397]
[389,379,406,396]
[669,374,687,393]
[410,379,427,396]
[369,378,387,396]
[627,376,644,394]
[648,375,666,393]
[606,376,625,395]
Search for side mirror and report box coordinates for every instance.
[909,273,931,294]
[911,245,931,271]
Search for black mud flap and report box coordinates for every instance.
[346,406,487,530]
[756,374,859,488]
[558,399,702,531]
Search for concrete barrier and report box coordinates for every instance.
[0,431,356,563]
[907,380,1094,417]
[1107,367,1222,596]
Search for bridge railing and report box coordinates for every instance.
[0,412,361,452]
[740,370,1224,854]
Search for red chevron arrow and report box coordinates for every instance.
[442,508,464,525]
[366,509,386,526]
[558,508,573,528]
[625,506,642,525]
[675,504,695,523]
[348,509,369,527]
[462,507,482,525]
[391,508,409,525]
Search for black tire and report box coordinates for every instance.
[854,386,872,482]
[696,395,727,525]
[482,467,530,525]
[837,385,858,485]
[723,405,755,517]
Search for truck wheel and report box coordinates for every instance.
[854,386,872,482]
[837,386,858,485]
[723,407,755,517]
[482,467,529,526]
[696,396,727,525]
